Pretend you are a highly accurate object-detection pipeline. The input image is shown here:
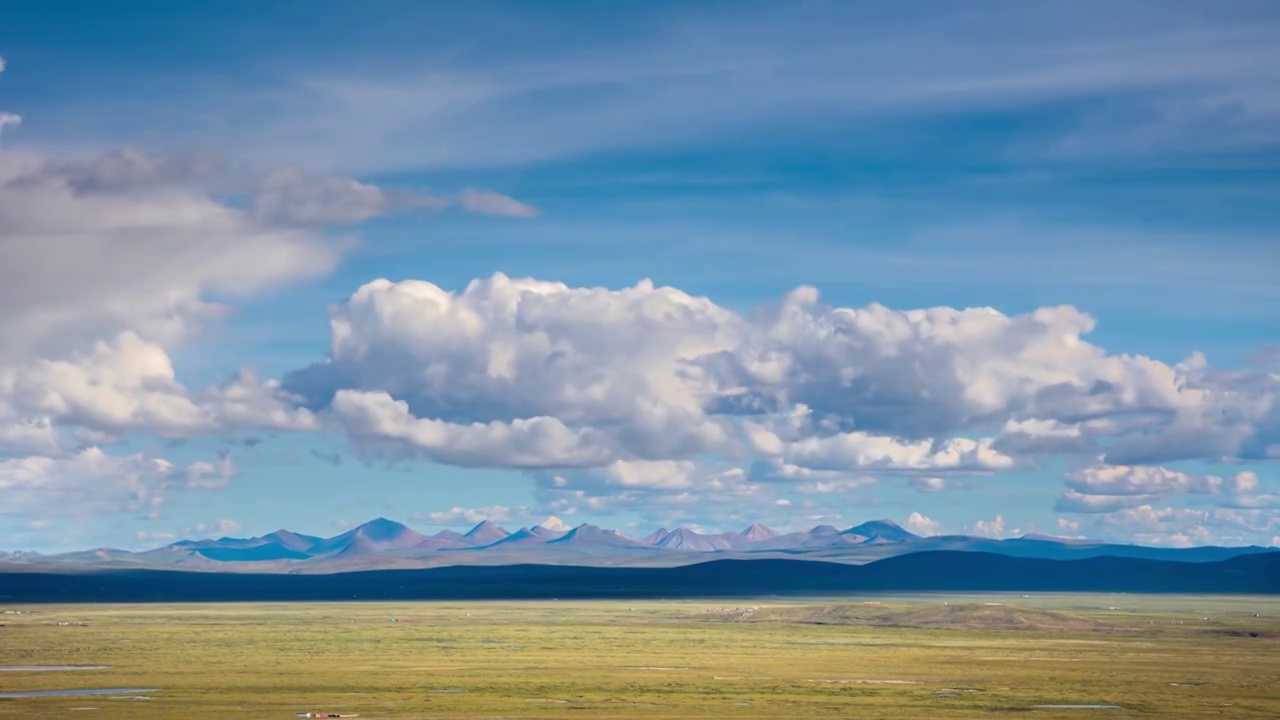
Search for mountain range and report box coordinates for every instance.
[3,516,1275,574]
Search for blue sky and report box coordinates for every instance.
[2,1,1279,551]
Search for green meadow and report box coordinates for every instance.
[1,594,1276,719]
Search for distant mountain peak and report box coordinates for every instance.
[363,517,403,529]
[740,522,779,541]
[551,523,642,547]
[1020,533,1094,546]
[260,529,321,553]
[289,517,428,558]
[471,527,539,549]
[843,519,920,543]
[463,520,510,544]
[354,517,415,541]
[653,527,740,552]
[641,528,671,545]
[529,524,568,539]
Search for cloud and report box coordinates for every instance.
[3,332,208,435]
[331,389,617,468]
[136,530,176,545]
[0,137,386,531]
[716,295,1196,441]
[31,146,229,194]
[0,334,317,441]
[1100,360,1280,465]
[1245,345,1280,371]
[1056,464,1275,512]
[251,168,539,226]
[539,460,703,492]
[747,458,877,491]
[1220,492,1280,510]
[0,417,60,457]
[456,189,541,218]
[1054,489,1156,514]
[0,59,16,147]
[792,478,880,495]
[910,477,947,493]
[0,447,230,518]
[183,519,241,538]
[252,166,414,225]
[416,505,518,525]
[743,405,1016,475]
[904,511,943,536]
[1057,518,1081,533]
[267,271,1280,542]
[972,514,1012,538]
[1225,471,1260,495]
[0,147,342,360]
[773,431,1015,473]
[0,113,20,147]
[289,274,741,423]
[995,418,1094,456]
[1066,464,1229,496]
[286,274,740,461]
[1092,505,1211,547]
[77,6,1280,176]
[196,370,320,434]
[1076,504,1280,547]
[534,461,752,504]
[182,453,236,490]
[531,461,764,524]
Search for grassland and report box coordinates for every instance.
[0,594,1276,719]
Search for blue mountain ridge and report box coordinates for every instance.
[3,516,1274,572]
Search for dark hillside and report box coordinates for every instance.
[1,551,1277,603]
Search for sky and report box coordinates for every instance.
[1,0,1279,552]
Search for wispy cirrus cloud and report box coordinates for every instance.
[22,5,1280,173]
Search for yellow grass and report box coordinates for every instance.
[0,594,1276,719]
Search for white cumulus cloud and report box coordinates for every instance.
[1057,464,1276,513]
[0,447,232,518]
[905,511,944,536]
[972,514,1012,538]
[331,389,617,468]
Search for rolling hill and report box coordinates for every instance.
[1,551,1277,602]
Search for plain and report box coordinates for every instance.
[0,595,1277,719]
